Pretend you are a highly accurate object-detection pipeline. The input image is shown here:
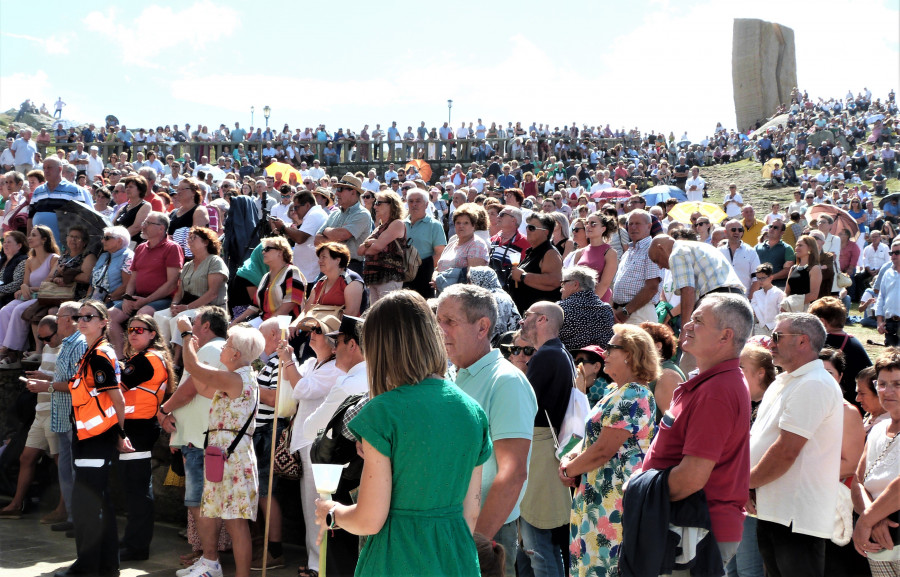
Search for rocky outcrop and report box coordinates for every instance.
[732,19,797,133]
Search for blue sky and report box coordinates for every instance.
[1,0,898,140]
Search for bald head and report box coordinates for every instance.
[531,301,564,333]
[648,235,675,269]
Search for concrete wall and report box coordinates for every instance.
[732,19,798,132]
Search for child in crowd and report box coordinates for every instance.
[474,533,506,577]
[750,263,784,336]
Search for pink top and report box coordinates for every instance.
[577,243,612,302]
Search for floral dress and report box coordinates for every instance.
[201,366,259,521]
[569,382,656,577]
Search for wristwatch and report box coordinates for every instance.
[326,504,338,529]
[520,272,528,284]
[621,306,630,317]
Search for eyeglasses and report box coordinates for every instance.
[141,221,165,227]
[373,200,387,206]
[605,343,626,352]
[262,246,279,252]
[891,250,900,256]
[73,314,101,323]
[771,331,804,343]
[874,380,900,391]
[586,221,601,228]
[361,194,374,200]
[729,227,744,232]
[38,331,56,343]
[509,346,535,356]
[572,227,585,233]
[695,222,710,227]
[128,326,151,335]
[101,235,114,241]
[560,279,577,287]
[309,326,328,335]
[526,224,548,232]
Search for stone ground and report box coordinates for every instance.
[0,511,305,577]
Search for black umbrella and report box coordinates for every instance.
[56,201,112,255]
[878,192,899,211]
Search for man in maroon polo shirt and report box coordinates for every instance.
[640,293,753,569]
[108,211,183,356]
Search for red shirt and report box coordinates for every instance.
[132,238,183,298]
[642,358,751,542]
[144,190,165,212]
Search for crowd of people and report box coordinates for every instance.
[0,85,898,577]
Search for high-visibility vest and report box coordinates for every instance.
[69,340,121,440]
[122,349,168,419]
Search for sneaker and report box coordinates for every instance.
[177,558,223,577]
[250,550,285,571]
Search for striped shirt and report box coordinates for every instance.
[51,331,87,433]
[256,355,280,425]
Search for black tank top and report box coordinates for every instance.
[115,201,149,243]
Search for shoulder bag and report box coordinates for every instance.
[394,237,421,283]
[311,393,366,482]
[203,402,257,483]
[273,420,302,480]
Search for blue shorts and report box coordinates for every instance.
[253,419,288,497]
[113,298,172,313]
[181,444,205,508]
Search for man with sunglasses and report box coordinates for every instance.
[874,238,900,346]
[721,219,761,297]
[314,173,373,275]
[754,221,795,289]
[750,313,844,576]
[518,301,577,576]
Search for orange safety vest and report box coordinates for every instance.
[69,340,121,441]
[121,349,168,420]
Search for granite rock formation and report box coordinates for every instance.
[732,19,798,132]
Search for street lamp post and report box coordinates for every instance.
[447,99,453,126]
[263,105,271,128]
[251,106,255,127]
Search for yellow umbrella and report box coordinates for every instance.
[667,201,729,225]
[264,161,305,184]
[761,158,783,179]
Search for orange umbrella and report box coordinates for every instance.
[405,159,432,182]
[264,161,304,184]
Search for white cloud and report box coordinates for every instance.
[0,70,51,113]
[1,31,70,54]
[82,1,240,68]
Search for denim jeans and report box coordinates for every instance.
[726,516,765,577]
[56,430,75,522]
[518,518,565,577]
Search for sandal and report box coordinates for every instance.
[297,567,319,577]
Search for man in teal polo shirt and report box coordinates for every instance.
[314,173,373,274]
[404,188,446,298]
[437,285,537,577]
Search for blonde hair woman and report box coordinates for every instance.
[314,290,491,576]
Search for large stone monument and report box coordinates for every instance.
[732,19,797,132]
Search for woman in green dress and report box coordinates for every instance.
[559,324,658,577]
[315,290,492,577]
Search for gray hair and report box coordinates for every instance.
[227,325,265,362]
[437,284,498,336]
[501,206,522,226]
[147,211,169,230]
[58,301,82,317]
[562,265,597,293]
[258,317,280,337]
[774,312,826,352]
[406,189,428,203]
[138,166,157,184]
[627,208,652,224]
[102,226,131,247]
[550,212,570,239]
[703,294,754,352]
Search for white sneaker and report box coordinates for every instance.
[176,557,223,577]
[181,558,224,577]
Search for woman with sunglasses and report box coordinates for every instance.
[504,330,535,374]
[563,218,588,268]
[560,325,658,577]
[276,313,343,577]
[231,236,305,327]
[358,191,407,303]
[117,315,174,561]
[570,212,619,303]
[693,218,713,244]
[63,300,132,577]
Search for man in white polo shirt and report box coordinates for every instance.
[749,312,843,577]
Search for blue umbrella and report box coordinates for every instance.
[641,185,687,206]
